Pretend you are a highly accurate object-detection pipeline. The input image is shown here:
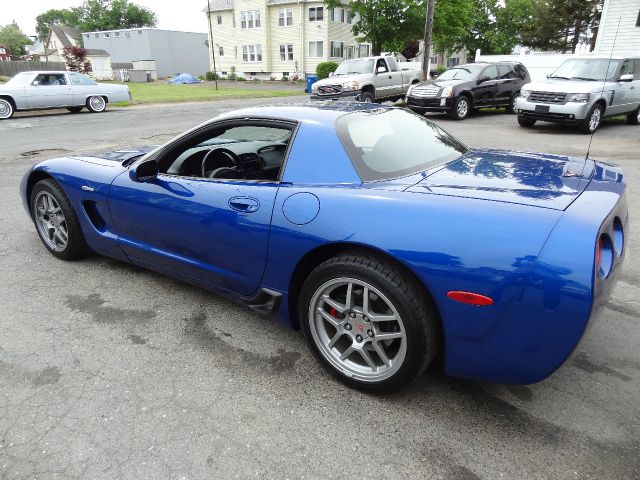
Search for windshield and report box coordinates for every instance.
[336,109,468,181]
[438,66,482,81]
[6,72,34,86]
[550,58,621,81]
[334,59,374,75]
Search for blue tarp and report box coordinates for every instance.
[167,73,202,84]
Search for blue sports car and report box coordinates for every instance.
[21,103,627,391]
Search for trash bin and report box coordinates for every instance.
[306,74,318,94]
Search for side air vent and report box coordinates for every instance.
[82,201,106,231]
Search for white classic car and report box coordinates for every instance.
[0,71,131,119]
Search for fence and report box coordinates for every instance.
[474,51,581,82]
[0,61,66,77]
[112,62,133,82]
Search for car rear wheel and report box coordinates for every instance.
[450,96,470,120]
[30,179,87,261]
[579,103,603,134]
[86,95,107,113]
[517,116,536,128]
[627,105,640,125]
[299,252,439,392]
[67,106,83,113]
[360,91,374,103]
[0,99,14,120]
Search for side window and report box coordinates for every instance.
[376,59,388,73]
[620,60,634,77]
[498,65,514,79]
[482,65,498,80]
[635,59,640,80]
[160,122,294,182]
[33,74,66,86]
[386,57,399,72]
[514,64,528,80]
[69,73,82,85]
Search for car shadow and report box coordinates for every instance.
[13,109,123,120]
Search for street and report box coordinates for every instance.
[1,98,639,479]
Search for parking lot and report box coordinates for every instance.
[1,98,639,479]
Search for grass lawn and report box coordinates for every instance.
[110,81,306,106]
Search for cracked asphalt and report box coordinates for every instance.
[1,97,639,479]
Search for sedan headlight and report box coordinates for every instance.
[566,93,590,103]
[520,89,531,100]
[342,80,359,91]
[440,86,453,98]
[311,83,318,93]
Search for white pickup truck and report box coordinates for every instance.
[310,56,421,103]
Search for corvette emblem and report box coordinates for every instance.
[355,322,365,332]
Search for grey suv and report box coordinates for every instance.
[514,56,640,133]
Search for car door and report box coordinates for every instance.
[373,58,396,98]
[67,72,90,106]
[26,73,74,108]
[385,57,404,96]
[471,65,499,106]
[108,119,294,296]
[497,64,518,104]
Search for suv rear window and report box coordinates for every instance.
[336,109,468,182]
[513,64,528,80]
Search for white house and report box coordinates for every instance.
[204,0,371,78]
[595,0,640,56]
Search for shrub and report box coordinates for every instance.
[205,71,219,81]
[236,76,246,81]
[316,61,338,80]
[197,74,205,81]
[280,76,288,82]
[270,76,276,81]
[228,66,237,81]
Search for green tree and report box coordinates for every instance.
[35,0,157,41]
[0,22,33,56]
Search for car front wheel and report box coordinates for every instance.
[86,95,107,113]
[517,115,536,128]
[450,96,470,120]
[579,103,603,134]
[299,252,439,392]
[627,105,640,125]
[30,179,87,260]
[0,98,14,120]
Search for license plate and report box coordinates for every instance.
[535,105,550,113]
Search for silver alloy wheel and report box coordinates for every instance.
[457,98,468,118]
[589,106,601,131]
[637,109,640,123]
[362,96,373,103]
[89,95,106,112]
[308,277,407,382]
[0,99,12,119]
[34,192,68,252]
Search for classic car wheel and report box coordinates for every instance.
[86,95,107,113]
[517,116,536,128]
[67,106,83,113]
[450,96,470,120]
[360,91,374,103]
[300,253,439,391]
[579,103,603,134]
[627,106,640,125]
[31,179,87,260]
[0,99,14,120]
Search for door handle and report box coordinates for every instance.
[388,75,392,79]
[228,196,260,213]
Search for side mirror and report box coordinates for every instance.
[619,73,634,82]
[328,71,334,77]
[476,77,489,84]
[130,158,158,182]
[376,66,387,74]
[32,81,39,86]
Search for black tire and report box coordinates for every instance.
[360,91,375,103]
[579,103,603,134]
[450,96,470,120]
[299,252,440,392]
[506,93,518,114]
[627,105,640,125]
[0,98,14,120]
[67,106,83,113]
[86,95,107,113]
[517,115,536,128]
[30,179,87,261]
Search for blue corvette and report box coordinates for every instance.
[21,103,627,391]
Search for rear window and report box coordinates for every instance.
[336,108,468,182]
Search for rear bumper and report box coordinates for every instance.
[310,91,360,102]
[406,96,452,113]
[515,97,590,124]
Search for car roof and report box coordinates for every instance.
[17,71,68,75]
[216,102,390,124]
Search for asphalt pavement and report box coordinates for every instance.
[1,98,639,480]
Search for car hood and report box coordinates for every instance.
[314,73,371,86]
[523,79,606,93]
[406,149,594,210]
[79,145,158,164]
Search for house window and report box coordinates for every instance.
[104,32,110,38]
[83,34,89,39]
[242,44,262,62]
[219,46,224,56]
[309,7,324,21]
[280,44,293,61]
[279,8,293,26]
[347,45,357,59]
[217,15,222,25]
[137,30,143,34]
[447,57,460,67]
[241,10,261,29]
[0,48,5,55]
[346,9,353,24]
[308,41,323,58]
[331,41,344,58]
[358,44,370,57]
[95,33,99,38]
[330,7,345,22]
[51,40,57,48]
[115,32,120,37]
[429,56,437,64]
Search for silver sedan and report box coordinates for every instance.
[0,71,131,119]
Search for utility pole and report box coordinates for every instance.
[206,0,219,90]
[421,0,435,81]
